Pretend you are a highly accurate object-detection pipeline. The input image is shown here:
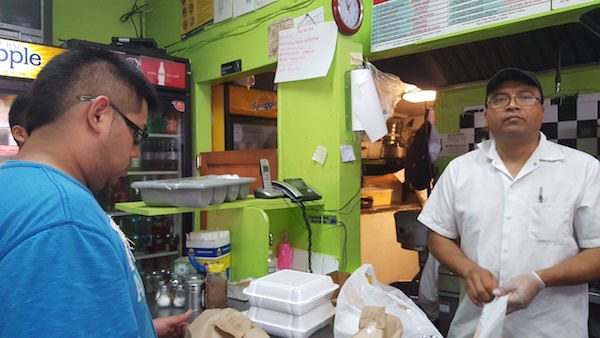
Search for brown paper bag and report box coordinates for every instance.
[184,308,269,338]
[353,306,403,338]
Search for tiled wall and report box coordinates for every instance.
[459,93,600,158]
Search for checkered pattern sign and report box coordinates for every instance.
[460,93,600,158]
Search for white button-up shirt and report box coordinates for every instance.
[418,133,600,338]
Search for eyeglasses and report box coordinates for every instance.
[487,93,542,109]
[78,95,148,146]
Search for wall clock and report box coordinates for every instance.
[332,0,364,36]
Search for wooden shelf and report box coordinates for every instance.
[116,196,325,216]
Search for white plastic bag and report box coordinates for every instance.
[473,295,508,338]
[334,264,442,338]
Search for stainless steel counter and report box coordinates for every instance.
[147,297,334,338]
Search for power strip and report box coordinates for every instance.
[308,215,337,224]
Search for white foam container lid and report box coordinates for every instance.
[242,269,338,316]
[244,301,335,338]
[131,175,256,208]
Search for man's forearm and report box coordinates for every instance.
[428,231,477,279]
[537,247,600,287]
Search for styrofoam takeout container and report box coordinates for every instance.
[131,176,256,208]
[244,301,335,338]
[242,269,338,316]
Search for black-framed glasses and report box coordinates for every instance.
[487,93,542,109]
[78,95,148,146]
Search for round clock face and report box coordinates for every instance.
[333,0,363,35]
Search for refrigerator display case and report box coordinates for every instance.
[0,38,65,162]
[64,40,194,292]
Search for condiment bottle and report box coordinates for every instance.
[205,262,228,309]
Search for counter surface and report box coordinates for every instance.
[148,297,334,338]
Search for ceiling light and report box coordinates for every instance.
[402,84,437,103]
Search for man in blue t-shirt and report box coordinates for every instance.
[0,48,191,337]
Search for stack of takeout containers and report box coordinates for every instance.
[243,270,339,338]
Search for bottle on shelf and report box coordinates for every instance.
[165,139,179,171]
[141,139,154,171]
[130,155,141,171]
[157,139,167,171]
[278,231,291,270]
[166,111,178,134]
[267,250,276,274]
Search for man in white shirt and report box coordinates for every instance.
[418,68,600,337]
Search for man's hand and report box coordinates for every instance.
[464,265,498,307]
[492,272,545,314]
[153,310,193,338]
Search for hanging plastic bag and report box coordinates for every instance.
[334,264,442,338]
[365,62,409,120]
[473,295,508,338]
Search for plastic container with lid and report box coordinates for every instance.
[242,269,339,316]
[131,175,257,208]
[244,301,335,338]
[205,262,228,309]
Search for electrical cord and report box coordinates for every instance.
[283,198,348,272]
[169,0,315,53]
[298,201,313,273]
[120,0,153,38]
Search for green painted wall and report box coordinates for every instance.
[53,0,143,46]
[140,0,600,275]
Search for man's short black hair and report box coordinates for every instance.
[8,92,30,129]
[27,47,159,134]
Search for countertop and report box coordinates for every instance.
[147,297,334,338]
[360,202,421,215]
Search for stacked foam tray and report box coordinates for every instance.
[242,270,339,338]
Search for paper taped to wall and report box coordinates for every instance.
[351,68,388,141]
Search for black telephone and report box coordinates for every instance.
[253,159,321,201]
[272,179,322,202]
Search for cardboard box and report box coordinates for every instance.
[327,270,351,306]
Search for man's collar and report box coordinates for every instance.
[478,132,565,162]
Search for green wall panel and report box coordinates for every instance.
[53,0,143,46]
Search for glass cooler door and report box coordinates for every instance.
[95,94,190,293]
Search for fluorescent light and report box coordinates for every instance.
[402,84,437,103]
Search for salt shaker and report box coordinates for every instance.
[205,262,228,309]
[156,284,172,308]
[173,284,186,308]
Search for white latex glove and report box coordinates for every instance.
[492,272,545,314]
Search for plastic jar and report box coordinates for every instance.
[205,262,228,309]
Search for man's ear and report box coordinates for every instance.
[85,96,112,134]
[11,125,28,148]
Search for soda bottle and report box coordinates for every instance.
[166,111,178,134]
[166,139,179,171]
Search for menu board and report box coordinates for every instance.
[371,0,553,53]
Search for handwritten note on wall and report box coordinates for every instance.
[274,21,337,83]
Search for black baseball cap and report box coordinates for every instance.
[485,68,543,107]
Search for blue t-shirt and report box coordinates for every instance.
[0,161,156,337]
